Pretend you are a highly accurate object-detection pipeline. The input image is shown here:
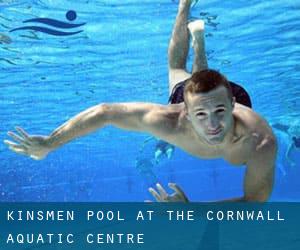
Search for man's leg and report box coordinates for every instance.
[168,0,192,95]
[188,20,208,73]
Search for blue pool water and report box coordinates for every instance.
[0,0,299,201]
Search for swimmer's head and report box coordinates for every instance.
[183,69,235,145]
[292,136,300,148]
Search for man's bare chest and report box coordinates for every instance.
[176,133,252,165]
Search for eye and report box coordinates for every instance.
[215,109,225,114]
[196,112,207,117]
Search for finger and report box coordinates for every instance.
[4,139,26,150]
[168,183,187,200]
[156,183,168,199]
[148,187,162,202]
[4,140,26,149]
[30,155,41,160]
[8,146,27,155]
[4,139,17,147]
[15,127,30,140]
[7,131,28,145]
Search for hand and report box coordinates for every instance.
[4,127,51,160]
[148,183,189,202]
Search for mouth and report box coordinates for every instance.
[207,127,222,136]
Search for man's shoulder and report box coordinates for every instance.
[234,104,269,130]
[233,103,275,145]
[146,103,185,130]
[229,104,276,166]
[150,103,183,118]
[142,103,187,143]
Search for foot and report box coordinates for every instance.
[179,0,198,6]
[179,0,192,8]
[188,20,205,47]
[188,19,205,35]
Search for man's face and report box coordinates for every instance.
[185,86,234,145]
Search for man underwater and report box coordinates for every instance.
[4,0,277,202]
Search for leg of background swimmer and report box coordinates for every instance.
[188,20,208,72]
[168,0,192,95]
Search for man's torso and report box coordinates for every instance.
[159,103,275,166]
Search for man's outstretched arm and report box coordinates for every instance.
[4,103,177,160]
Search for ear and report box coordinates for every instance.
[231,97,236,108]
[184,105,190,120]
[186,113,191,121]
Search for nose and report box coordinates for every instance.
[207,115,219,130]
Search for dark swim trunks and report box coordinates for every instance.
[168,79,252,108]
